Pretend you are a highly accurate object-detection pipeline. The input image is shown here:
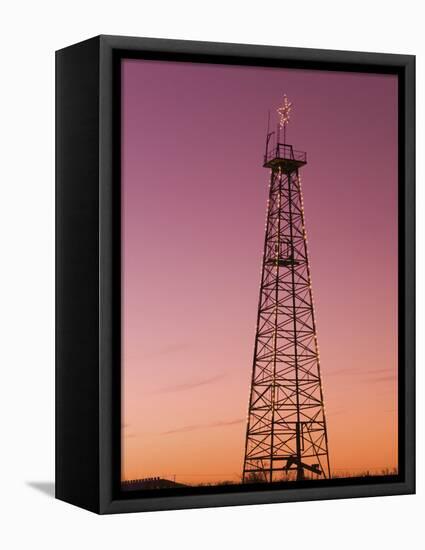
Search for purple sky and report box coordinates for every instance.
[121,59,398,482]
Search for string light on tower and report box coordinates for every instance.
[277,94,292,143]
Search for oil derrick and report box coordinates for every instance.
[242,96,330,483]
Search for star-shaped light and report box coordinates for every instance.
[277,94,292,128]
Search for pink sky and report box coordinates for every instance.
[121,58,398,484]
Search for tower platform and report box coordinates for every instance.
[263,143,307,172]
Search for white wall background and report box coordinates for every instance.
[0,1,422,548]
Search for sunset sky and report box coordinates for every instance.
[121,58,398,484]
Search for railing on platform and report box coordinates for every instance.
[264,141,306,165]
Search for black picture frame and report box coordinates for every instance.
[56,34,415,514]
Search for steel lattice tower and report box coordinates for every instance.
[242,97,330,483]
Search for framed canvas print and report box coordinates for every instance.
[56,35,415,514]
